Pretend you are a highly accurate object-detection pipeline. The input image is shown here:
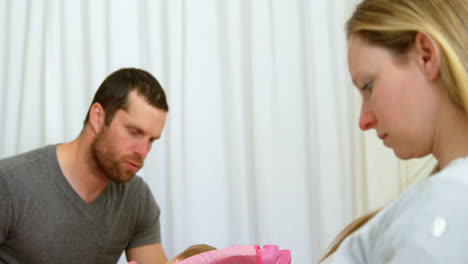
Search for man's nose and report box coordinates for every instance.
[134,140,150,160]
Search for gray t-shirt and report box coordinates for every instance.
[0,145,161,263]
[323,156,468,263]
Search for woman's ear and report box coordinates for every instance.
[89,103,105,133]
[414,31,441,81]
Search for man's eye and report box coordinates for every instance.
[129,129,138,135]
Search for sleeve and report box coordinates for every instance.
[332,177,468,264]
[382,198,468,262]
[0,171,13,243]
[126,180,161,249]
[322,234,369,264]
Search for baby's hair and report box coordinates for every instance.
[176,244,217,261]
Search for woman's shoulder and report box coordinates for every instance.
[389,156,468,216]
[330,157,468,263]
[367,157,468,262]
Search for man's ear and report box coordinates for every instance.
[89,103,105,133]
[414,31,441,81]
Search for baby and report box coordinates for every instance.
[128,244,291,264]
[169,244,290,264]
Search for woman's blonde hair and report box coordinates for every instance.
[347,0,468,114]
[320,0,468,261]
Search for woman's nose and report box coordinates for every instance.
[359,103,376,131]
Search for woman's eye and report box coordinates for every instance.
[362,83,373,92]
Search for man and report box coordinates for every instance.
[0,68,169,263]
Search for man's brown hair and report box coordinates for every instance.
[84,68,169,126]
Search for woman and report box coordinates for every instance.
[321,0,468,262]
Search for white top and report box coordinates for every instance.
[323,156,468,263]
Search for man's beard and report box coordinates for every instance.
[91,126,144,183]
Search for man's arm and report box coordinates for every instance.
[126,243,168,264]
[0,173,12,244]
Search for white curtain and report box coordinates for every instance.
[0,0,436,262]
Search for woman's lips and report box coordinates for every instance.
[378,133,388,140]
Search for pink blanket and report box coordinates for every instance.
[177,244,291,264]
